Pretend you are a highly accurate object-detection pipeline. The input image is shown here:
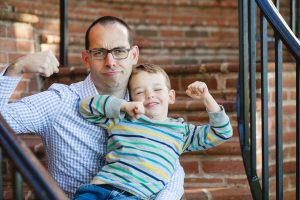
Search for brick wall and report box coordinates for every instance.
[0,0,298,199]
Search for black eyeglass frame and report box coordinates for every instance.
[87,47,132,60]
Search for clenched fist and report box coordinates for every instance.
[186,81,221,112]
[121,101,145,119]
[186,81,209,100]
[5,50,60,77]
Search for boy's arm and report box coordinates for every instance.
[183,106,233,152]
[183,81,233,151]
[80,95,145,127]
[79,95,125,128]
[155,160,185,200]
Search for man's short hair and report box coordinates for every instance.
[85,16,133,50]
[130,63,171,90]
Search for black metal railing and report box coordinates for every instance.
[0,114,67,200]
[60,0,68,66]
[238,0,300,199]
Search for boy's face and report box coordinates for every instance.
[129,71,175,120]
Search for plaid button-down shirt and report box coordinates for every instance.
[0,72,184,199]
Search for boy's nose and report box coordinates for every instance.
[146,91,154,99]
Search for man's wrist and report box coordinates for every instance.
[4,61,23,77]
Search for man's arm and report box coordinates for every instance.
[0,50,60,133]
[155,160,185,200]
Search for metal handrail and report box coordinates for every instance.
[238,0,300,199]
[256,0,300,58]
[0,114,67,200]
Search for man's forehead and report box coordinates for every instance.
[89,23,130,48]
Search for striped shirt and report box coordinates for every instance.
[0,72,185,199]
[80,95,233,200]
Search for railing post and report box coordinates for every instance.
[260,11,269,200]
[0,148,2,200]
[296,59,300,199]
[60,0,68,66]
[13,171,23,200]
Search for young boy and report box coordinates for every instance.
[74,64,233,200]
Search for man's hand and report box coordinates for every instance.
[121,101,145,119]
[5,50,60,77]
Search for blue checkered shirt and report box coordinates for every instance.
[0,71,184,199]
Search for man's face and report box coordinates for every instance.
[82,23,139,94]
[129,71,175,120]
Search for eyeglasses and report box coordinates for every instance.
[87,47,132,60]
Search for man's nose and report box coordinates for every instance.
[104,52,116,66]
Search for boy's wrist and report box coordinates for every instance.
[203,93,221,112]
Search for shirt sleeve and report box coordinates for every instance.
[79,94,125,129]
[0,71,21,109]
[182,105,233,152]
[155,160,185,200]
[0,83,66,135]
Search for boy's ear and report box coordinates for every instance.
[168,89,176,104]
[82,50,91,70]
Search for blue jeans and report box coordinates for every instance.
[73,184,141,200]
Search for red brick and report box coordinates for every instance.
[180,161,199,174]
[16,40,35,52]
[202,160,245,174]
[227,177,249,185]
[0,52,7,64]
[160,30,184,37]
[0,24,7,37]
[184,177,223,185]
[181,77,218,90]
[0,38,16,52]
[210,188,252,200]
[225,78,237,88]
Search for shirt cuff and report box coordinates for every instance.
[207,105,230,126]
[0,65,9,76]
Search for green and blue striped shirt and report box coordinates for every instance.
[80,95,232,199]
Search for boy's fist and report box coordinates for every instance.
[186,81,209,100]
[121,101,145,119]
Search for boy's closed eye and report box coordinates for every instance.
[135,90,144,95]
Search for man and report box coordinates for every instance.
[0,16,184,199]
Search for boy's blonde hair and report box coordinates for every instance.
[129,63,171,89]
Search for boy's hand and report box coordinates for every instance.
[186,81,209,100]
[186,81,221,112]
[121,101,145,119]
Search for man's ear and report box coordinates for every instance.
[131,45,139,65]
[168,89,176,104]
[82,50,91,70]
